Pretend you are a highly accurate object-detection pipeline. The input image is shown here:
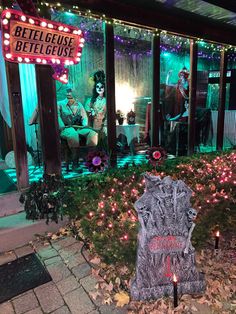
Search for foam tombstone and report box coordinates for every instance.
[131,174,205,300]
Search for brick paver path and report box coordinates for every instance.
[0,236,128,314]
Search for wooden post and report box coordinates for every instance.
[34,6,61,176]
[5,62,29,190]
[188,40,198,155]
[35,65,61,175]
[104,22,117,166]
[151,33,161,147]
[216,49,228,151]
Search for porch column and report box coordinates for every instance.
[151,33,161,146]
[217,49,228,151]
[5,62,29,190]
[35,65,61,175]
[188,39,198,155]
[104,22,117,166]
[35,7,61,176]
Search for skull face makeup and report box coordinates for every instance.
[187,208,197,221]
[96,82,105,96]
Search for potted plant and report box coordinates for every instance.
[116,110,125,125]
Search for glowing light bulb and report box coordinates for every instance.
[79,43,84,47]
[29,18,35,24]
[6,53,12,58]
[123,234,128,240]
[2,19,8,25]
[73,30,78,34]
[77,52,81,56]
[5,12,11,19]
[76,57,80,62]
[80,38,85,43]
[48,23,53,28]
[21,15,26,21]
[77,30,82,35]
[25,58,30,62]
[4,40,9,45]
[173,273,177,282]
[63,27,69,32]
[41,21,47,27]
[58,26,63,31]
[17,57,23,62]
[4,33,10,39]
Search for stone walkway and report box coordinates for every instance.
[0,236,128,314]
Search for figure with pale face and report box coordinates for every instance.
[85,70,107,132]
[166,67,190,117]
[58,89,98,169]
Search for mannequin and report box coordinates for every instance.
[166,67,190,116]
[85,70,107,133]
[58,89,98,168]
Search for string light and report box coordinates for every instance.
[11,0,233,53]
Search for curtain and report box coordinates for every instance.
[19,64,38,150]
[0,31,11,127]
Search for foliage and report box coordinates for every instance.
[70,150,236,267]
[20,174,76,224]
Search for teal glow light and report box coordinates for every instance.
[65,11,75,16]
[163,52,170,57]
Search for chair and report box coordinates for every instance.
[61,137,96,172]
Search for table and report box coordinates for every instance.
[116,124,140,154]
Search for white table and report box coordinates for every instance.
[116,124,140,154]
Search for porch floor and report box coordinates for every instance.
[3,152,148,185]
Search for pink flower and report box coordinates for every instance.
[152,150,161,160]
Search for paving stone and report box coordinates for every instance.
[0,251,16,266]
[71,263,91,280]
[88,310,99,314]
[46,262,71,283]
[59,242,83,260]
[0,301,15,314]
[44,255,62,266]
[99,304,128,314]
[56,275,80,296]
[32,241,50,251]
[63,252,85,269]
[34,282,64,313]
[80,275,99,293]
[12,291,39,314]
[14,245,34,258]
[37,247,58,260]
[52,237,77,251]
[25,308,44,314]
[64,287,95,314]
[51,305,71,314]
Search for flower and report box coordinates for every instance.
[152,151,161,160]
[146,146,167,167]
[85,150,108,172]
[116,110,125,119]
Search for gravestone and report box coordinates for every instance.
[131,174,205,300]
